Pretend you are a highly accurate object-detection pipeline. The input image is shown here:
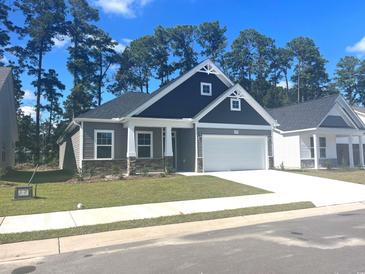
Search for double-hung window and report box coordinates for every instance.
[137,131,153,159]
[230,98,241,111]
[319,137,327,158]
[310,137,315,158]
[95,130,114,159]
[309,136,327,159]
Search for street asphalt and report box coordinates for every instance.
[3,209,365,274]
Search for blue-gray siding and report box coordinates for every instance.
[320,115,352,128]
[200,98,269,125]
[136,72,229,118]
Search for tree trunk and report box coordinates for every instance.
[98,55,103,106]
[35,48,43,164]
[297,60,301,103]
[284,71,289,93]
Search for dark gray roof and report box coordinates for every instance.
[268,94,340,131]
[77,92,152,119]
[0,67,11,90]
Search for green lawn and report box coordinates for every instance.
[291,169,365,185]
[0,170,268,217]
[0,202,314,244]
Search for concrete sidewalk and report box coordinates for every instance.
[1,202,365,263]
[0,193,302,234]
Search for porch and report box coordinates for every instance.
[299,128,365,169]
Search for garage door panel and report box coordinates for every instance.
[203,135,266,172]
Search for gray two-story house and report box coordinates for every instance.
[0,67,18,170]
[58,60,277,175]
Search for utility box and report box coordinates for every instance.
[14,186,33,200]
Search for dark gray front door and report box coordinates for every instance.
[337,144,349,167]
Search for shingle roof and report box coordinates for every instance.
[77,92,152,119]
[0,67,11,90]
[268,94,340,131]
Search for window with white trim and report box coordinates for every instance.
[137,131,153,159]
[319,137,327,158]
[200,82,212,96]
[310,137,315,158]
[95,130,114,159]
[230,98,241,111]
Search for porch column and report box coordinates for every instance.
[359,135,364,167]
[164,126,173,172]
[348,136,354,168]
[313,133,319,169]
[127,125,136,175]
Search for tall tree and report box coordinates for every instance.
[151,26,175,86]
[41,69,64,145]
[114,36,155,93]
[169,25,198,74]
[196,21,227,62]
[0,0,12,65]
[356,60,365,106]
[65,0,99,118]
[223,29,275,102]
[88,28,118,105]
[334,56,360,105]
[15,0,66,163]
[270,47,292,92]
[287,37,328,102]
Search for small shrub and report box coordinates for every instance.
[141,166,150,177]
[112,165,120,176]
[280,162,285,171]
[74,169,84,182]
[159,172,166,178]
[324,160,333,170]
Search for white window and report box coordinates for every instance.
[200,82,212,96]
[319,137,327,158]
[230,98,241,111]
[309,136,327,159]
[94,130,114,159]
[137,131,153,159]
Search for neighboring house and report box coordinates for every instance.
[269,94,365,169]
[58,59,277,175]
[0,67,18,170]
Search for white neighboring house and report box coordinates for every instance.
[354,108,365,125]
[269,94,365,169]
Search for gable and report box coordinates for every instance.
[320,116,353,128]
[135,71,229,119]
[199,97,269,125]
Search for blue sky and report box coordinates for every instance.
[6,0,365,118]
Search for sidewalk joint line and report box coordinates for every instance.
[0,217,5,227]
[68,211,78,228]
[57,238,61,254]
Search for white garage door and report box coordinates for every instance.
[202,135,267,172]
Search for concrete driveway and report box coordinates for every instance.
[206,170,365,207]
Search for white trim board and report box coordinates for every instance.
[197,123,272,130]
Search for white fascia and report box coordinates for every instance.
[123,117,194,128]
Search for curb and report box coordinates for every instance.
[1,202,365,263]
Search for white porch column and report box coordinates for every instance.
[126,125,136,157]
[313,134,319,169]
[359,135,364,167]
[164,126,173,157]
[348,136,354,168]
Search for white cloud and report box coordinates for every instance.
[277,80,294,89]
[112,38,132,53]
[23,89,36,102]
[346,37,365,55]
[21,106,36,119]
[95,0,153,17]
[52,35,71,48]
